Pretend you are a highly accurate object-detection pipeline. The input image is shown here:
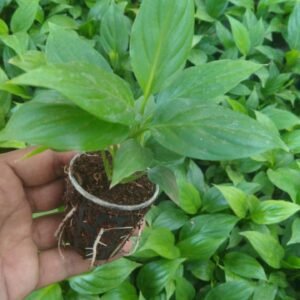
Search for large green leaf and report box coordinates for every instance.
[157,60,261,104]
[46,25,111,71]
[10,0,39,33]
[25,284,63,300]
[151,102,282,160]
[0,102,128,151]
[178,214,238,260]
[240,231,284,269]
[175,277,195,300]
[69,258,140,295]
[287,2,300,51]
[251,200,300,224]
[111,139,153,187]
[10,63,135,125]
[224,252,267,280]
[137,259,184,298]
[288,217,300,245]
[101,281,138,300]
[205,281,254,300]
[130,0,194,98]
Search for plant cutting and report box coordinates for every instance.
[0,0,285,266]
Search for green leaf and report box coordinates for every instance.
[9,50,46,71]
[216,186,248,218]
[228,16,251,56]
[0,102,128,151]
[188,260,215,281]
[136,228,180,259]
[251,200,300,225]
[0,32,29,56]
[63,290,99,300]
[158,60,261,104]
[111,139,153,187]
[101,281,138,300]
[46,25,111,71]
[69,258,140,295]
[267,168,300,203]
[152,201,189,231]
[224,252,267,280]
[130,0,194,98]
[10,0,39,33]
[178,214,238,260]
[151,102,282,160]
[100,3,130,67]
[25,284,63,300]
[240,231,284,268]
[283,130,300,154]
[205,0,228,18]
[10,62,135,125]
[287,217,300,245]
[252,284,277,300]
[137,259,184,298]
[205,281,254,300]
[287,2,300,51]
[175,277,195,300]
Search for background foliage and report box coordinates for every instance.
[1,0,300,299]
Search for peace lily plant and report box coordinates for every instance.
[0,0,285,263]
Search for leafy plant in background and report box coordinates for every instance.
[0,0,300,299]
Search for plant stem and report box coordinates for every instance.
[140,94,150,115]
[101,151,112,181]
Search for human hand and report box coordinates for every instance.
[0,148,134,300]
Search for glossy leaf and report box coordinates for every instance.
[157,60,261,104]
[205,0,228,18]
[228,16,251,56]
[69,258,140,295]
[216,186,248,218]
[101,281,138,300]
[111,139,153,186]
[175,277,195,300]
[130,0,194,98]
[137,259,184,298]
[224,252,267,280]
[46,25,111,71]
[251,200,300,225]
[252,284,277,300]
[10,0,39,33]
[10,62,135,125]
[151,102,282,161]
[0,102,128,151]
[205,281,254,300]
[240,231,284,268]
[267,168,300,203]
[25,284,63,300]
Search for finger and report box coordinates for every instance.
[32,214,63,250]
[2,148,75,187]
[37,248,91,288]
[26,179,65,212]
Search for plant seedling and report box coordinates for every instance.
[0,0,284,264]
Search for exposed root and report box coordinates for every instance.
[57,224,65,260]
[125,225,143,257]
[90,228,105,268]
[109,235,130,259]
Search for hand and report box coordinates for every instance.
[0,148,133,300]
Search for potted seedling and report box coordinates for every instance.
[0,0,284,265]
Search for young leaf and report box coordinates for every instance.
[10,62,135,125]
[157,60,261,104]
[137,259,184,298]
[46,25,111,71]
[287,2,300,51]
[205,281,254,300]
[130,0,194,98]
[224,252,267,280]
[205,0,228,18]
[111,139,153,187]
[175,277,195,300]
[251,200,300,225]
[228,16,251,56]
[0,102,129,151]
[0,32,29,56]
[9,50,46,71]
[216,186,248,218]
[267,168,300,203]
[69,258,140,295]
[151,102,283,161]
[240,231,284,269]
[10,0,39,33]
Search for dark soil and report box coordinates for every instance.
[60,153,156,261]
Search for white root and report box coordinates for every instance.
[54,206,77,238]
[57,224,65,260]
[125,225,143,257]
[90,228,105,268]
